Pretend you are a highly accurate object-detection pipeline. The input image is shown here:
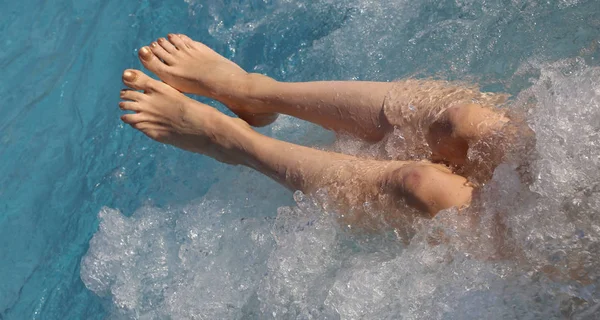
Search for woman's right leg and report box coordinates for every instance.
[137,34,511,167]
[137,34,395,140]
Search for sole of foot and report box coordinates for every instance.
[137,33,278,127]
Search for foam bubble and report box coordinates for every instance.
[82,0,600,317]
[82,58,600,319]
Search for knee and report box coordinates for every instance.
[426,103,503,166]
[394,165,442,194]
[384,165,443,215]
[426,117,469,166]
[438,103,507,139]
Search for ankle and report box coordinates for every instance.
[230,73,278,113]
[210,114,259,165]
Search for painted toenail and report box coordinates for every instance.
[139,47,151,59]
[123,70,137,82]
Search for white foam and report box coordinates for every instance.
[82,58,600,319]
[82,0,600,317]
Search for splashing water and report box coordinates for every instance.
[81,61,600,319]
[81,0,600,318]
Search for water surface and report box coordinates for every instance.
[2,0,600,318]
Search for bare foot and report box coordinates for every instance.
[119,69,252,164]
[137,33,278,127]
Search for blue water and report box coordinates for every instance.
[2,0,600,319]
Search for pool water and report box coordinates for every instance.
[2,0,600,319]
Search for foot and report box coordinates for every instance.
[137,33,278,127]
[119,69,253,165]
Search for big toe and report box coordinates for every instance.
[138,46,168,74]
[123,69,159,91]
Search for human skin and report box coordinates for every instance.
[137,34,509,169]
[118,34,519,227]
[119,69,473,228]
[124,34,592,283]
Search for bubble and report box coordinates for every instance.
[82,0,600,318]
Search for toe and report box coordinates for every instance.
[121,113,156,125]
[168,33,188,50]
[185,36,212,53]
[177,34,195,48]
[120,89,145,102]
[138,45,174,71]
[136,124,169,141]
[157,37,177,53]
[122,69,160,92]
[147,43,176,65]
[119,101,142,112]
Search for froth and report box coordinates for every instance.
[82,58,600,319]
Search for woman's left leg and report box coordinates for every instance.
[136,35,511,168]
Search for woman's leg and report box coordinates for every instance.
[137,34,394,140]
[119,69,473,225]
[137,34,511,167]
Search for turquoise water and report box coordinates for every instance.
[2,0,600,319]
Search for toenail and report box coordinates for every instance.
[139,47,151,59]
[151,42,157,47]
[123,70,137,82]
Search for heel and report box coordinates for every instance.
[237,111,279,127]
